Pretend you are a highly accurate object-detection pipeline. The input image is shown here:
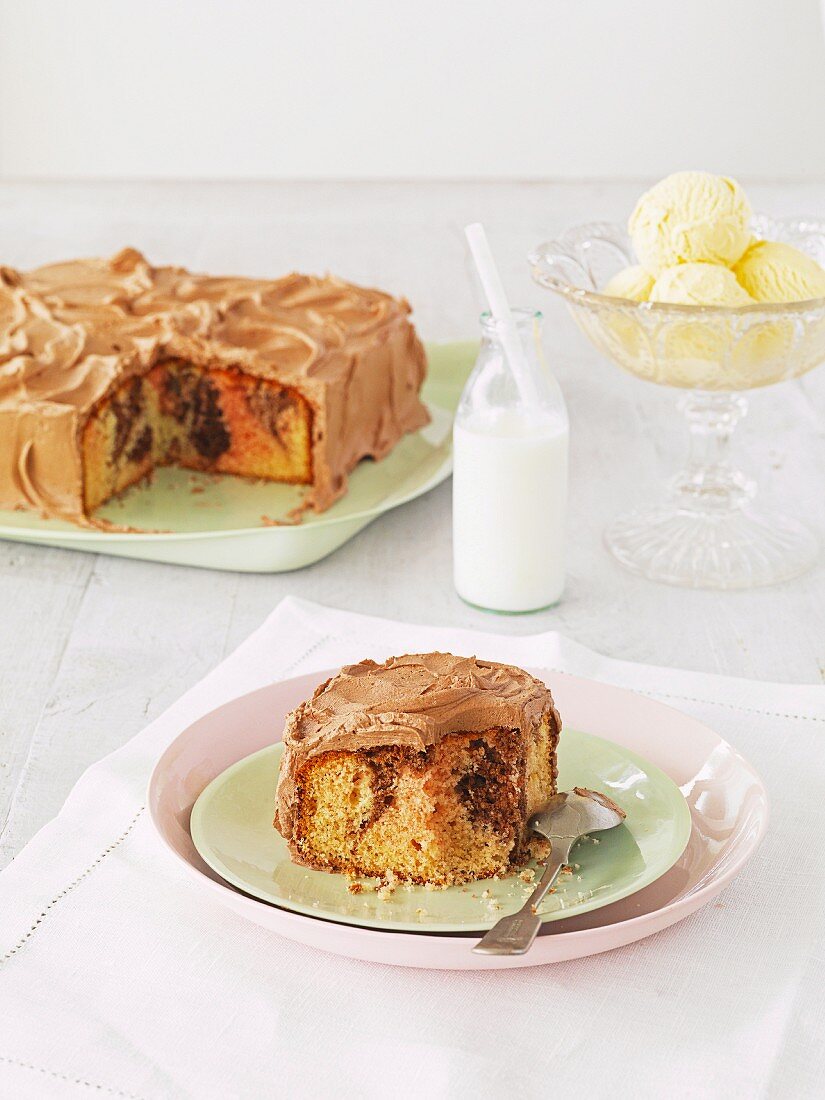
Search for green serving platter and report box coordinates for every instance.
[0,341,476,572]
[190,729,692,934]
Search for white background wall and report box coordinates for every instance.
[1,0,825,180]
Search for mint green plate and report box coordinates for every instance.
[190,730,691,933]
[0,341,476,573]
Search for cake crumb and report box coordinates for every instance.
[530,835,551,861]
[518,868,536,884]
[415,907,428,917]
[376,871,399,900]
[346,878,377,894]
[481,888,493,899]
[260,514,294,528]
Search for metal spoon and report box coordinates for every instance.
[473,787,627,956]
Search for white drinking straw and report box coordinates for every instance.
[464,222,540,408]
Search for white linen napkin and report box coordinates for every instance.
[0,596,823,1100]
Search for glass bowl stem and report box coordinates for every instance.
[673,391,752,514]
[604,390,818,589]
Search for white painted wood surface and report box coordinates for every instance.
[1,180,824,867]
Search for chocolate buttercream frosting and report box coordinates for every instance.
[274,653,560,839]
[0,248,429,525]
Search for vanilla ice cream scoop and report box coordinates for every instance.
[733,240,825,303]
[630,171,752,274]
[650,262,754,306]
[603,265,654,301]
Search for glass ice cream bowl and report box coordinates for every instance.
[529,215,825,589]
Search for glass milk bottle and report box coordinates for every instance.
[452,309,569,612]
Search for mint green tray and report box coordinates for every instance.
[190,729,692,934]
[0,342,475,572]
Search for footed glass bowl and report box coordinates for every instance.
[529,216,825,589]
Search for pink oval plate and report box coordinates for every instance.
[147,669,768,969]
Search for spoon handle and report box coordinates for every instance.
[472,841,573,956]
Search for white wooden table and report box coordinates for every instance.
[2,179,824,868]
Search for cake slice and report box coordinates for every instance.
[274,654,561,886]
